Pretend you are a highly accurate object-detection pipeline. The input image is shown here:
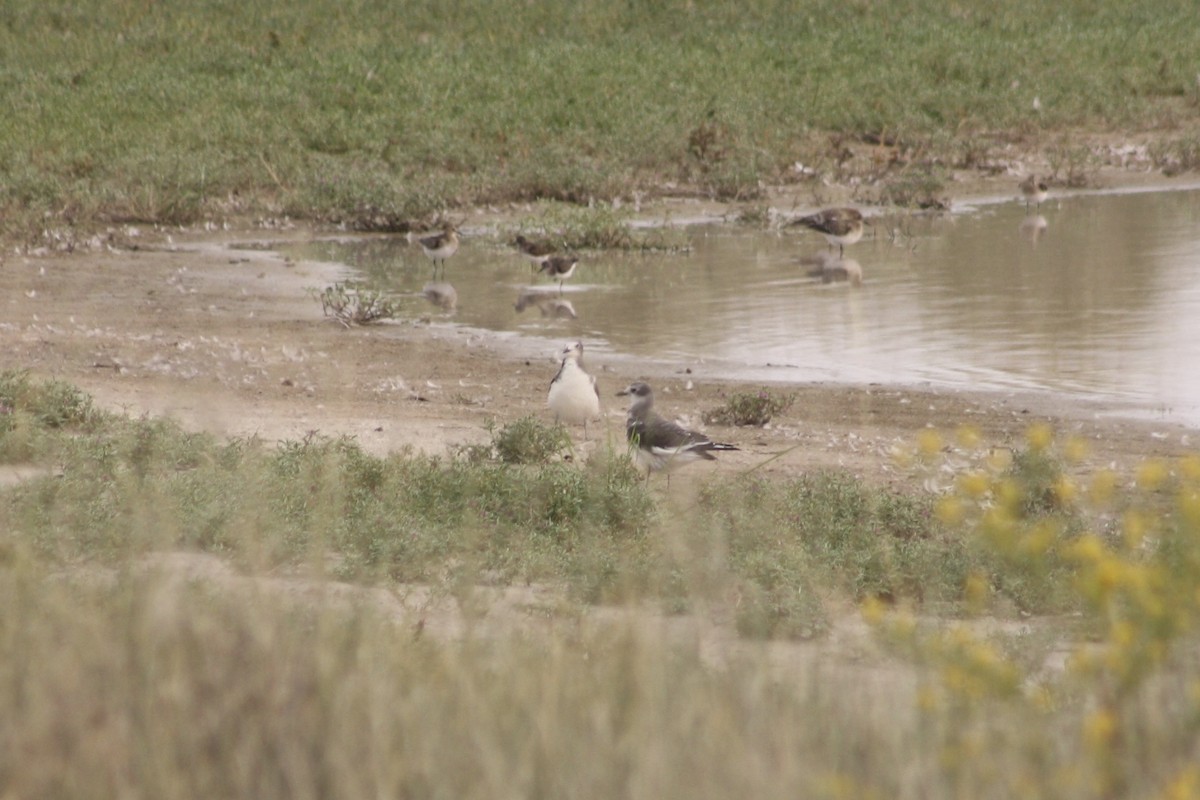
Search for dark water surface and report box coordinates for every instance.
[284,185,1200,425]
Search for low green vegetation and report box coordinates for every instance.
[513,204,691,253]
[456,415,574,466]
[703,388,795,427]
[4,0,1200,245]
[5,378,1200,794]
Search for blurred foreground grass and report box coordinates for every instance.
[3,371,1200,797]
[3,0,1200,245]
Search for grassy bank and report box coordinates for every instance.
[3,0,1200,244]
[4,372,1200,796]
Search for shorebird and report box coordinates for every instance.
[417,223,459,281]
[617,381,738,483]
[514,234,558,268]
[1019,175,1049,213]
[791,208,865,257]
[537,255,579,295]
[548,342,601,438]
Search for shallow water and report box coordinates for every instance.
[286,185,1200,425]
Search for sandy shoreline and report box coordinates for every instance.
[3,168,1198,489]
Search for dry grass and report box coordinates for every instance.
[3,373,1200,797]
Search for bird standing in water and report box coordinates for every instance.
[790,208,865,258]
[1019,175,1049,213]
[418,223,459,281]
[514,234,557,269]
[538,255,579,295]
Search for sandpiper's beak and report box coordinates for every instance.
[616,387,631,397]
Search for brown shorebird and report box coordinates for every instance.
[1019,175,1049,213]
[790,207,865,257]
[538,255,579,295]
[514,234,558,268]
[417,223,459,281]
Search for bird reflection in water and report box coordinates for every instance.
[515,287,578,319]
[801,251,864,287]
[1019,214,1048,246]
[421,281,458,312]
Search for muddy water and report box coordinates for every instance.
[286,186,1200,425]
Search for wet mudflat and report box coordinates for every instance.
[291,185,1200,426]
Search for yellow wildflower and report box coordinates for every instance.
[860,595,886,626]
[1026,421,1054,452]
[1177,490,1200,527]
[1123,509,1149,549]
[1063,435,1090,463]
[955,424,982,449]
[917,429,943,458]
[1083,708,1117,750]
[964,570,989,613]
[1136,458,1169,491]
[1179,454,1200,483]
[1053,475,1077,505]
[1160,767,1200,800]
[958,470,990,498]
[936,496,965,527]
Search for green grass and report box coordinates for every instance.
[3,0,1199,244]
[0,372,1123,620]
[512,204,691,253]
[456,415,574,465]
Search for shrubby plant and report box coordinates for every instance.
[870,424,1200,798]
[703,389,795,427]
[313,282,402,327]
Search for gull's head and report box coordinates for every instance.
[616,381,653,400]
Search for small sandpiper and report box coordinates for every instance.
[547,341,601,438]
[538,255,579,295]
[1019,175,1049,213]
[514,234,558,268]
[417,223,459,281]
[617,381,739,483]
[790,208,865,258]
